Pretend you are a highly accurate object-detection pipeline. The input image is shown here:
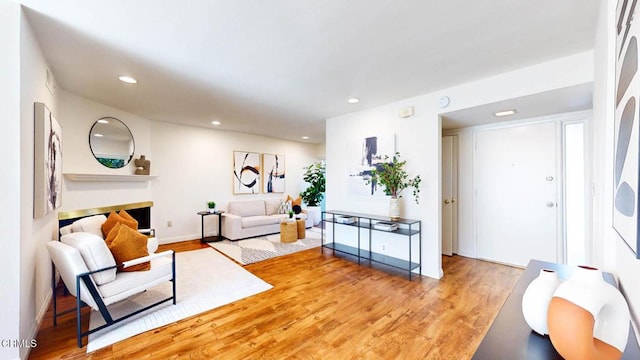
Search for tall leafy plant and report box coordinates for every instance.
[366,152,421,204]
[300,161,326,206]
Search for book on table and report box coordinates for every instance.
[374,221,398,231]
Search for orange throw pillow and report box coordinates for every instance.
[104,222,121,246]
[108,225,150,272]
[101,211,138,238]
[118,209,137,223]
[292,197,302,207]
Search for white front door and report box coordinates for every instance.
[475,121,559,267]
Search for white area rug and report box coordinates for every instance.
[209,227,322,265]
[86,248,272,353]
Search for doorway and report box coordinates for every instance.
[442,135,458,256]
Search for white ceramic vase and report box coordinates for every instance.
[521,269,561,335]
[208,208,215,213]
[389,197,401,220]
[548,266,630,360]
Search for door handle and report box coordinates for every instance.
[444,199,450,204]
[451,198,456,203]
[546,202,555,207]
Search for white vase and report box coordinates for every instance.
[389,197,401,220]
[306,206,321,225]
[208,208,215,213]
[548,266,630,359]
[521,269,561,335]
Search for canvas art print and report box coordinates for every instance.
[263,154,285,193]
[34,102,62,218]
[347,134,395,196]
[233,151,261,194]
[613,0,640,257]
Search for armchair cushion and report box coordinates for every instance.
[61,232,117,285]
[97,254,173,303]
[70,214,107,238]
[108,225,150,272]
[101,211,138,238]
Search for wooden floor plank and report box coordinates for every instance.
[29,240,522,359]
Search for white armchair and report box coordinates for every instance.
[47,232,176,348]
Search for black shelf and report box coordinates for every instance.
[324,243,421,271]
[325,218,420,236]
[321,210,421,280]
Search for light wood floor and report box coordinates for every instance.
[29,240,522,359]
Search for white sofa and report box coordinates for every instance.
[222,199,312,240]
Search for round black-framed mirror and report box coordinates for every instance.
[89,117,135,169]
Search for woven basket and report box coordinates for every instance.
[280,222,297,243]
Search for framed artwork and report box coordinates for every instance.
[613,0,640,257]
[346,134,396,196]
[233,151,261,194]
[262,153,285,193]
[34,102,62,218]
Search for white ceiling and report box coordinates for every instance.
[18,0,600,143]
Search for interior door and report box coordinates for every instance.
[442,135,458,256]
[475,122,558,267]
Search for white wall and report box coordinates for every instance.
[57,90,323,244]
[150,121,322,243]
[1,2,22,359]
[593,0,640,341]
[58,90,153,210]
[19,8,60,360]
[326,51,594,279]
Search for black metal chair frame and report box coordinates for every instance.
[51,251,176,348]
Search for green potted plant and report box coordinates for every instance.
[207,201,216,213]
[300,161,326,225]
[365,152,421,220]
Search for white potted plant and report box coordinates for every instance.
[300,161,325,225]
[365,152,421,220]
[207,201,216,213]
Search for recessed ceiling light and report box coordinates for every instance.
[211,121,221,125]
[97,119,109,124]
[347,97,360,104]
[118,75,137,84]
[93,133,104,137]
[494,109,517,117]
[302,136,309,140]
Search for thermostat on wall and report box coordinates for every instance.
[439,96,450,108]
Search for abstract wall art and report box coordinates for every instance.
[233,151,261,194]
[262,153,285,193]
[614,0,640,257]
[34,102,62,218]
[346,134,395,196]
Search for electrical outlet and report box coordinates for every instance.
[167,220,172,227]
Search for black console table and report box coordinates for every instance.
[197,211,224,242]
[473,259,640,359]
[321,210,421,280]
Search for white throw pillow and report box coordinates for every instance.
[264,199,282,215]
[61,232,117,285]
[70,214,108,239]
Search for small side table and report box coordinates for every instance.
[197,210,225,242]
[280,222,297,243]
[296,218,305,239]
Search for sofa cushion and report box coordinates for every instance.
[229,200,266,217]
[61,232,117,285]
[264,199,282,215]
[242,215,279,228]
[70,214,107,238]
